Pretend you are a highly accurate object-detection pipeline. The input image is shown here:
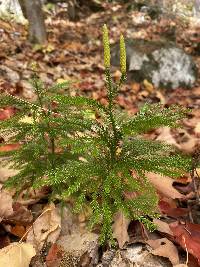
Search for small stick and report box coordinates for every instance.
[19,208,51,243]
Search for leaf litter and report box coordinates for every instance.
[0,1,200,266]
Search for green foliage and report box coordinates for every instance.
[0,27,191,245]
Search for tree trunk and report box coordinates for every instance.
[18,0,47,44]
[18,0,27,18]
[194,0,200,17]
[68,0,77,21]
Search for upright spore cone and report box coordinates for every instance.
[102,24,111,69]
[120,34,126,74]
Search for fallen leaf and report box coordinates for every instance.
[157,127,197,154]
[112,211,130,248]
[26,203,61,250]
[0,242,36,267]
[6,202,33,225]
[11,225,26,238]
[153,219,173,236]
[194,122,200,135]
[156,127,181,148]
[46,244,63,267]
[131,82,140,93]
[155,90,166,104]
[175,129,197,154]
[147,238,179,265]
[0,160,19,182]
[147,173,184,199]
[0,236,10,249]
[0,184,13,222]
[159,200,189,218]
[143,79,154,93]
[0,107,16,121]
[0,144,21,152]
[170,221,200,263]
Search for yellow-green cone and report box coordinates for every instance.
[120,34,126,74]
[102,24,111,68]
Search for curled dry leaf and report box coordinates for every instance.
[17,187,50,206]
[0,242,36,267]
[6,202,33,225]
[169,221,200,264]
[112,211,130,248]
[194,122,200,136]
[146,173,184,199]
[143,79,154,93]
[156,127,197,154]
[0,107,16,121]
[175,129,197,154]
[153,219,173,236]
[0,160,19,183]
[26,203,61,251]
[0,144,21,152]
[46,243,63,267]
[159,200,189,218]
[147,238,179,266]
[156,127,181,148]
[0,184,13,222]
[11,225,27,238]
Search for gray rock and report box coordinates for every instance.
[0,65,20,84]
[57,232,99,267]
[97,244,172,267]
[111,39,197,89]
[0,0,26,23]
[194,0,200,17]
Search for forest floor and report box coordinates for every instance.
[0,2,200,267]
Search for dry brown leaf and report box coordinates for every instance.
[157,127,197,154]
[175,129,197,154]
[146,173,184,199]
[26,203,61,250]
[11,225,26,238]
[112,211,130,248]
[156,127,181,148]
[0,184,13,222]
[174,265,188,267]
[155,91,166,104]
[147,238,179,266]
[153,219,173,236]
[0,161,19,182]
[194,122,200,135]
[131,82,140,93]
[7,202,33,225]
[0,242,36,267]
[143,79,154,93]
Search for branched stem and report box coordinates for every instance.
[105,69,119,164]
[32,74,56,170]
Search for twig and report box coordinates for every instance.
[19,208,51,243]
[190,150,200,204]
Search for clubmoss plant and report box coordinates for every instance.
[35,25,190,243]
[0,25,191,244]
[0,72,94,196]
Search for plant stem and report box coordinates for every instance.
[33,76,55,169]
[105,69,119,164]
